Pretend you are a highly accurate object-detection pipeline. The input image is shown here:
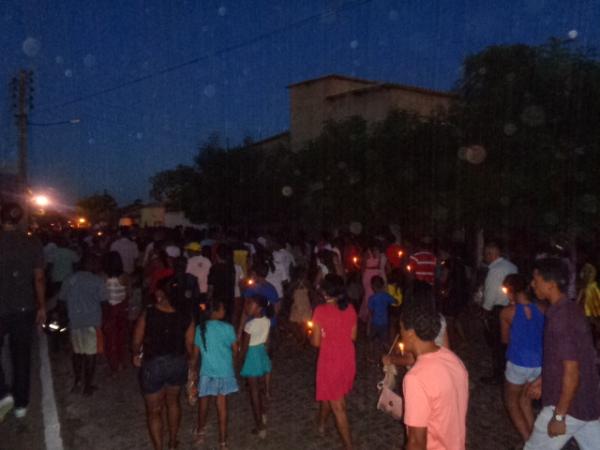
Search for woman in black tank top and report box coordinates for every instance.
[132,276,195,450]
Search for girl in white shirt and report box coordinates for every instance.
[238,295,272,439]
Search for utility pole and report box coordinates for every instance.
[11,70,34,184]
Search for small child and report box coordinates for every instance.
[189,299,238,449]
[386,268,405,339]
[367,275,395,357]
[238,295,272,439]
[289,269,313,345]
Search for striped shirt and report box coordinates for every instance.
[106,277,127,305]
[409,251,437,285]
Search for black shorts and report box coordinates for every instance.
[140,354,187,395]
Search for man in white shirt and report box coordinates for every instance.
[185,242,211,295]
[109,229,139,275]
[481,240,517,385]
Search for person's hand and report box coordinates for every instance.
[36,307,47,327]
[382,355,392,366]
[548,417,566,437]
[526,377,542,399]
[132,354,143,368]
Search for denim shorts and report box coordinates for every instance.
[505,361,541,385]
[140,354,187,395]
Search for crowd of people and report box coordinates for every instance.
[1,200,600,449]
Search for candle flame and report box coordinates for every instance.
[406,264,412,272]
[247,278,255,286]
[502,286,508,295]
[307,320,314,328]
[398,250,403,257]
[399,342,405,354]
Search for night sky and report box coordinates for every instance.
[1,0,599,207]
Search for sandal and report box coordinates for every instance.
[193,428,206,446]
[251,427,267,439]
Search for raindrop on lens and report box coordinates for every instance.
[204,84,216,97]
[218,6,227,16]
[568,30,578,39]
[55,56,64,64]
[83,54,96,67]
[64,69,73,78]
[520,105,546,127]
[22,37,41,57]
[136,132,143,140]
[544,212,559,226]
[389,10,399,21]
[281,186,293,197]
[350,40,359,49]
[465,145,486,164]
[503,123,518,136]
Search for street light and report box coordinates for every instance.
[32,194,50,207]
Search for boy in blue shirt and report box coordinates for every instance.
[368,275,395,357]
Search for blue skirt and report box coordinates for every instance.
[241,344,272,378]
[198,375,238,397]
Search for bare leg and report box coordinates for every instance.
[318,401,331,434]
[247,377,264,430]
[330,397,352,450]
[196,396,210,442]
[264,372,272,400]
[504,381,530,441]
[144,390,165,450]
[216,395,228,444]
[519,383,535,435]
[164,386,181,448]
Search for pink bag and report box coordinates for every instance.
[376,334,404,420]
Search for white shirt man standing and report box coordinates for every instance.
[480,241,517,384]
[110,229,139,275]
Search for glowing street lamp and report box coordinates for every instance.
[32,194,50,207]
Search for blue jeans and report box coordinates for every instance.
[525,406,600,450]
[0,311,36,408]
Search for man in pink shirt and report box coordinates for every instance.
[401,304,469,450]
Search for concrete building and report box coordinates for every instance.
[287,74,455,151]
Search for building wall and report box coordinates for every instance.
[289,77,453,151]
[326,88,452,126]
[289,78,374,151]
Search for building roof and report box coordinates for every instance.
[245,131,290,149]
[287,74,376,89]
[325,82,457,101]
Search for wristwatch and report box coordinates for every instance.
[553,411,565,422]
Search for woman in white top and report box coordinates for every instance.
[103,251,130,373]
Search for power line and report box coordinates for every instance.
[35,0,375,114]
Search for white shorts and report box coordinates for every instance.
[505,361,541,385]
[70,327,98,355]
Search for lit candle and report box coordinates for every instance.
[406,264,412,272]
[352,256,359,264]
[399,342,404,355]
[397,250,403,257]
[247,278,255,286]
[307,320,314,328]
[501,286,508,295]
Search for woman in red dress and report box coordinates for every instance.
[311,274,357,450]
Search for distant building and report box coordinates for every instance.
[250,74,455,153]
[288,74,455,151]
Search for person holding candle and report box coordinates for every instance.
[311,274,357,450]
[367,276,395,359]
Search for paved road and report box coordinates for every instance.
[3,309,582,450]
